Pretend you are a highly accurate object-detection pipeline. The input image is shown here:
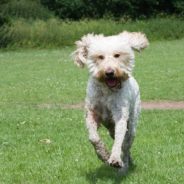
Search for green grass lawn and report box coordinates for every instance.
[0,39,184,105]
[0,39,184,183]
[0,108,183,184]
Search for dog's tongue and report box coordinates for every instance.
[105,78,118,88]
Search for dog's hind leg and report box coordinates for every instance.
[122,121,135,167]
[122,98,141,168]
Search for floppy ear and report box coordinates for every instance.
[119,31,149,52]
[73,34,93,68]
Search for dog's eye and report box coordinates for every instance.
[98,55,104,60]
[114,54,120,58]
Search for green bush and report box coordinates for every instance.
[1,0,184,21]
[1,17,184,48]
[0,15,10,26]
[173,0,184,16]
[41,0,184,20]
[0,0,53,20]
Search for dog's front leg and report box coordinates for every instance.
[108,108,128,168]
[86,109,110,163]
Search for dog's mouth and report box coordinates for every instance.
[105,77,120,88]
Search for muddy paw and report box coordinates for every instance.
[108,156,124,168]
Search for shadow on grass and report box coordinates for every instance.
[86,164,136,184]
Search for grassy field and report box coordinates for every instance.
[0,108,184,184]
[0,39,184,183]
[0,39,184,104]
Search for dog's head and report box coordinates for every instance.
[73,31,149,89]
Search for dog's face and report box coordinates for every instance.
[73,31,149,89]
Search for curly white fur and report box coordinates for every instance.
[73,31,149,171]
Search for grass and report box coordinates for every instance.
[0,39,184,103]
[135,39,184,100]
[0,47,85,104]
[0,108,184,184]
[1,17,184,48]
[0,39,184,183]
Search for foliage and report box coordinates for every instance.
[0,0,53,20]
[1,17,184,48]
[0,0,184,21]
[0,15,10,26]
[41,0,184,20]
[173,0,184,16]
[0,0,183,49]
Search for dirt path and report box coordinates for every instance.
[38,101,184,110]
[141,101,184,110]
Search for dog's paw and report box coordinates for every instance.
[108,155,124,168]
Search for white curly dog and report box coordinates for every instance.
[73,31,149,171]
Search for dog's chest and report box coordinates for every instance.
[87,78,124,122]
[93,95,115,122]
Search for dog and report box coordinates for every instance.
[73,31,149,171]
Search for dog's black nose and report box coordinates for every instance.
[105,69,115,77]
